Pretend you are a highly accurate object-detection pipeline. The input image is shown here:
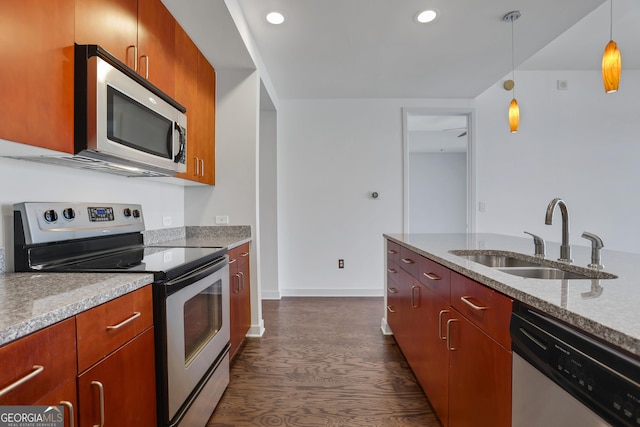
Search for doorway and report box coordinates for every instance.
[403,109,474,234]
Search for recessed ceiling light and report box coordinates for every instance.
[415,9,439,24]
[266,11,285,25]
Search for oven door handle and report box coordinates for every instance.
[163,257,228,296]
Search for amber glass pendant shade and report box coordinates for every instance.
[602,40,621,93]
[509,98,519,133]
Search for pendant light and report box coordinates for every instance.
[503,11,521,133]
[602,0,621,93]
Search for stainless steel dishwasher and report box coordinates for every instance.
[510,305,640,427]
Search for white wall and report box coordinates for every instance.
[0,149,184,271]
[409,152,467,233]
[475,70,640,253]
[277,98,473,296]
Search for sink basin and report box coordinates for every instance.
[497,267,594,280]
[459,254,541,268]
[449,249,617,280]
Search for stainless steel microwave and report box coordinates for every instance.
[74,44,187,176]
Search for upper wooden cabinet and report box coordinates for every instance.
[0,0,75,152]
[174,23,216,185]
[75,0,176,97]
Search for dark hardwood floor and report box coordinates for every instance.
[207,297,440,426]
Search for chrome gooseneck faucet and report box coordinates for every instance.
[545,198,572,263]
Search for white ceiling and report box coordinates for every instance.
[163,0,640,101]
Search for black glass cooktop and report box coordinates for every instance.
[44,246,226,282]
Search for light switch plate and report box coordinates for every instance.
[162,216,172,226]
[215,216,229,224]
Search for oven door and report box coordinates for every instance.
[160,257,230,423]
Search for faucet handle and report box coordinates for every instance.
[524,231,546,258]
[581,232,604,270]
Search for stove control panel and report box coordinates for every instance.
[14,202,145,245]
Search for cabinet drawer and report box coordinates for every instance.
[0,318,76,405]
[451,272,512,349]
[76,286,153,372]
[418,256,451,302]
[228,243,250,271]
[399,246,421,278]
[386,240,400,265]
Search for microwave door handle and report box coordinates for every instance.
[173,122,186,164]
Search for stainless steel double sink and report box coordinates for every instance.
[449,250,617,280]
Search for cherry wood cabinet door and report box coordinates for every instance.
[447,313,512,427]
[419,289,450,427]
[34,380,78,427]
[0,318,76,405]
[174,23,200,181]
[0,0,74,152]
[77,327,157,427]
[75,0,138,69]
[229,243,251,358]
[196,52,216,184]
[137,0,175,96]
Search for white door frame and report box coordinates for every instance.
[402,107,477,235]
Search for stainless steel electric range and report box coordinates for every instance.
[14,202,230,427]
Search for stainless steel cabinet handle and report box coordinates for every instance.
[460,296,488,311]
[140,55,149,79]
[401,258,415,264]
[446,319,459,351]
[387,249,398,254]
[228,258,237,264]
[411,285,420,308]
[106,312,141,330]
[91,381,105,427]
[438,310,449,340]
[387,287,398,294]
[60,401,74,427]
[194,157,200,176]
[127,45,138,71]
[0,365,44,396]
[233,273,241,293]
[387,268,397,274]
[240,252,249,257]
[238,271,244,291]
[387,306,396,313]
[423,272,441,281]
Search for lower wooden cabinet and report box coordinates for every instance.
[229,242,251,358]
[0,317,77,427]
[385,239,512,427]
[77,328,157,427]
[0,286,155,427]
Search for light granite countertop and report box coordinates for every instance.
[384,233,640,357]
[0,225,252,346]
[0,272,154,346]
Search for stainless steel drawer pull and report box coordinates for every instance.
[460,296,488,311]
[401,258,415,264]
[0,365,44,396]
[387,249,398,254]
[228,258,237,264]
[411,285,420,308]
[387,287,398,294]
[60,400,74,427]
[240,252,249,257]
[106,312,141,330]
[387,306,396,313]
[387,268,397,274]
[423,272,441,281]
[91,381,105,427]
[446,319,458,351]
[438,310,450,340]
[140,55,149,79]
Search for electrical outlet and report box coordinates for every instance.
[162,216,172,226]
[215,216,229,225]
[338,259,344,269]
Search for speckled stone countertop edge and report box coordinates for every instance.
[384,233,640,357]
[144,225,251,249]
[0,273,154,346]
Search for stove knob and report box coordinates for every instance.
[123,208,132,218]
[43,209,58,223]
[62,208,75,220]
[132,209,141,218]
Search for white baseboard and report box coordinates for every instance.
[380,317,393,335]
[278,289,384,297]
[261,290,281,300]
[246,318,265,338]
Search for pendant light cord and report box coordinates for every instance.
[511,17,516,98]
[610,0,613,41]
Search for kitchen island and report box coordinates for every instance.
[384,233,640,357]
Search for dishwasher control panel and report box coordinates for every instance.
[511,307,640,427]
